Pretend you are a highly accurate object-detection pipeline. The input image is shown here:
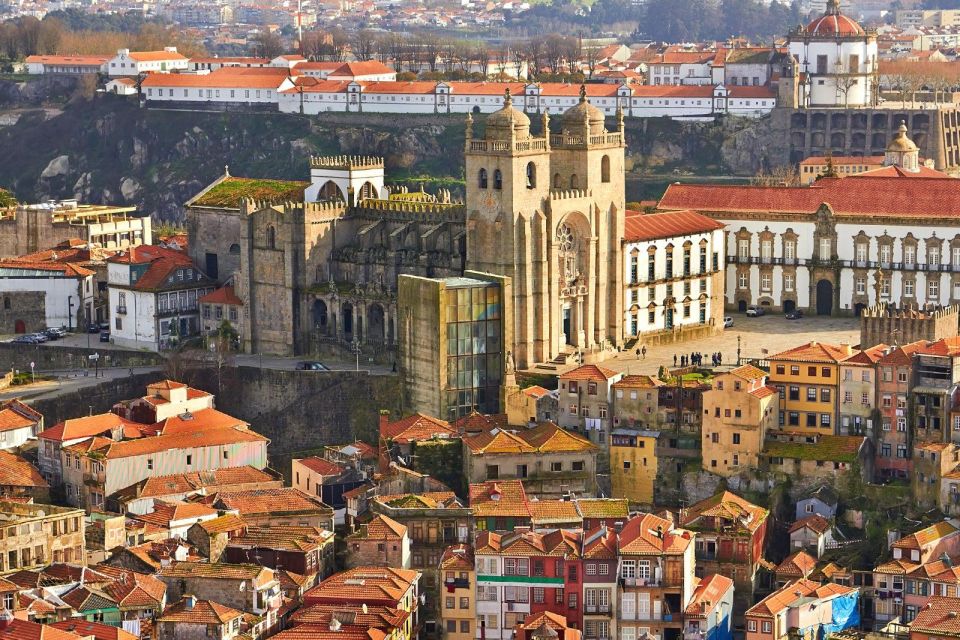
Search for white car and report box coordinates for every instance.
[723,316,734,328]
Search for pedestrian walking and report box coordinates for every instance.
[641,345,647,359]
[636,348,640,360]
[673,354,677,367]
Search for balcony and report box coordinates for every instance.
[115,305,127,315]
[444,578,470,590]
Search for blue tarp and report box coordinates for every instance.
[813,591,861,640]
[708,612,733,640]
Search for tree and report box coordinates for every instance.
[751,165,800,187]
[351,29,376,62]
[250,30,284,59]
[0,189,17,208]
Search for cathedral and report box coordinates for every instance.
[186,87,627,372]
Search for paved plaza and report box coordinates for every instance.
[589,314,862,377]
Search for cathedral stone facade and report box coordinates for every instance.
[187,88,627,373]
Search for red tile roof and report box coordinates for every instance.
[0,450,47,489]
[381,413,457,444]
[789,514,831,535]
[911,596,960,636]
[659,175,960,220]
[50,620,137,640]
[304,567,418,606]
[560,364,618,382]
[624,210,724,243]
[297,457,344,476]
[685,574,734,616]
[0,399,41,433]
[682,490,768,532]
[618,513,693,555]
[0,618,86,640]
[329,61,395,77]
[469,480,530,519]
[199,285,242,306]
[210,487,329,517]
[158,598,244,624]
[349,514,407,540]
[775,550,818,578]
[39,413,144,443]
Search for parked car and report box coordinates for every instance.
[29,333,48,343]
[11,335,38,344]
[786,309,804,320]
[723,316,734,328]
[43,328,65,340]
[99,330,110,343]
[87,323,100,334]
[746,305,765,317]
[297,361,330,371]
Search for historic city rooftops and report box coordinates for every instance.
[469,480,530,518]
[893,520,959,551]
[158,596,244,625]
[303,567,419,606]
[789,514,832,536]
[199,285,243,306]
[373,492,462,510]
[0,450,46,490]
[746,579,856,618]
[618,512,694,555]
[463,421,597,455]
[559,364,618,382]
[623,209,725,243]
[659,174,960,220]
[227,526,334,552]
[911,596,960,636]
[39,413,144,443]
[381,412,457,444]
[158,561,275,586]
[681,490,769,532]
[112,466,280,502]
[475,528,581,557]
[205,487,330,519]
[768,341,856,364]
[776,550,818,579]
[764,433,866,463]
[685,574,734,617]
[440,544,474,571]
[67,425,267,460]
[348,514,407,541]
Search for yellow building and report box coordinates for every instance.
[768,341,854,435]
[702,365,779,476]
[438,544,475,640]
[610,428,659,504]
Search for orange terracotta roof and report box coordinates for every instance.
[560,364,618,382]
[529,500,581,523]
[304,567,418,605]
[618,513,693,555]
[382,413,457,444]
[624,210,724,243]
[199,285,242,306]
[612,375,663,389]
[211,487,329,517]
[0,619,86,640]
[0,258,94,278]
[776,550,818,578]
[158,561,271,583]
[747,579,855,618]
[0,399,41,433]
[297,457,344,476]
[133,500,219,528]
[349,514,407,540]
[469,480,530,519]
[39,413,145,443]
[659,175,960,220]
[195,513,246,534]
[789,514,831,535]
[78,425,266,460]
[329,60,395,76]
[50,620,136,640]
[685,574,734,616]
[894,521,959,550]
[0,450,47,489]
[521,385,552,398]
[911,596,960,635]
[440,544,474,570]
[682,490,768,532]
[730,365,767,381]
[576,498,630,520]
[769,341,853,364]
[26,54,109,64]
[158,598,244,624]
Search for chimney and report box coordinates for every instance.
[840,342,852,356]
[0,609,12,630]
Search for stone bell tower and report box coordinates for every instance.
[465,89,552,369]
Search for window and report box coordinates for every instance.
[732,433,741,444]
[748,621,757,632]
[784,274,794,292]
[479,168,488,188]
[930,279,940,299]
[821,388,830,402]
[493,169,502,190]
[760,273,771,292]
[762,622,772,634]
[855,277,865,294]
[784,240,796,260]
[601,155,610,183]
[807,387,817,401]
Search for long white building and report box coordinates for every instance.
[140,68,776,120]
[657,130,960,316]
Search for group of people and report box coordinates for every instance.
[673,351,723,367]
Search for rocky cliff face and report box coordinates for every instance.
[0,89,770,222]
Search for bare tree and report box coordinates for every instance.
[543,35,565,75]
[474,42,491,78]
[351,29,377,62]
[751,165,801,187]
[421,33,444,73]
[582,43,602,79]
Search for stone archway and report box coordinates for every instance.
[318,180,345,201]
[367,303,386,344]
[312,299,328,332]
[816,280,833,316]
[341,302,354,337]
[783,299,796,313]
[554,211,593,349]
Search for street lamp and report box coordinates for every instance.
[351,336,361,371]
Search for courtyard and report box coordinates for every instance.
[589,314,862,377]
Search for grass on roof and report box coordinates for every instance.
[193,177,309,208]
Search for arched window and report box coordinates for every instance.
[2,297,8,310]
[266,226,276,250]
[526,162,536,189]
[553,173,561,189]
[493,169,503,190]
[570,174,579,189]
[478,168,488,189]
[601,155,610,183]
[229,243,240,254]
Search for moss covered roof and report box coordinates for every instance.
[764,435,864,463]
[192,177,308,208]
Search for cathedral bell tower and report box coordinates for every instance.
[464,86,627,370]
[465,89,552,369]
